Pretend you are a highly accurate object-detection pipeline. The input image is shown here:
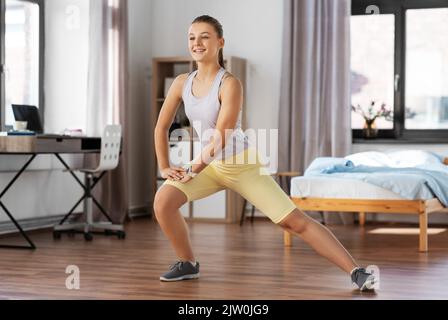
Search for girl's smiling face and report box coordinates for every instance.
[188,22,224,64]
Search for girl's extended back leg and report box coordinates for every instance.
[278,208,358,274]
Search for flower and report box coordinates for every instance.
[351,101,393,122]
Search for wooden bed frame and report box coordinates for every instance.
[284,158,448,252]
[284,197,446,252]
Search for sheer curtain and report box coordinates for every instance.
[85,0,129,223]
[278,0,353,224]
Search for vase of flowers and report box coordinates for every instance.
[352,101,392,139]
[363,118,378,139]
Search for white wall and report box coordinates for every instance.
[150,0,284,131]
[44,0,89,134]
[128,0,153,210]
[43,0,154,211]
[0,0,89,224]
[0,168,84,223]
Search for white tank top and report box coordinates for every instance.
[182,67,250,161]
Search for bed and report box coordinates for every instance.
[285,151,448,252]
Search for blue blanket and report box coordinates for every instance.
[304,158,448,206]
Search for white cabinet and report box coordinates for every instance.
[155,140,245,222]
[191,141,227,220]
[156,140,230,220]
[155,140,244,222]
[193,191,227,219]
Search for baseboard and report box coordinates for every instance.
[128,204,152,219]
[0,204,154,236]
[0,213,81,235]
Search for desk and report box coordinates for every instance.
[0,135,101,250]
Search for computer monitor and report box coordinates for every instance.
[12,104,44,134]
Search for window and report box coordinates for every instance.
[405,8,448,130]
[351,14,395,130]
[351,0,448,141]
[0,0,44,131]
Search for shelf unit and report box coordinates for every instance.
[150,56,247,223]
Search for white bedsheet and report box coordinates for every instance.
[290,176,434,200]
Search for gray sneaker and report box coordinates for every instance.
[160,261,200,282]
[351,267,377,291]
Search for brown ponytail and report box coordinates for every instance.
[218,48,225,69]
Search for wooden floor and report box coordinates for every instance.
[1,217,448,300]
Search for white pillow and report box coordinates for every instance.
[345,150,443,168]
[387,150,442,167]
[345,151,392,167]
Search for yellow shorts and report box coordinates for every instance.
[162,147,297,224]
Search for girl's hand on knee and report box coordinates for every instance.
[160,167,186,181]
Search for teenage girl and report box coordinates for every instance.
[154,15,376,291]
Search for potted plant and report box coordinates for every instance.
[352,101,393,139]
